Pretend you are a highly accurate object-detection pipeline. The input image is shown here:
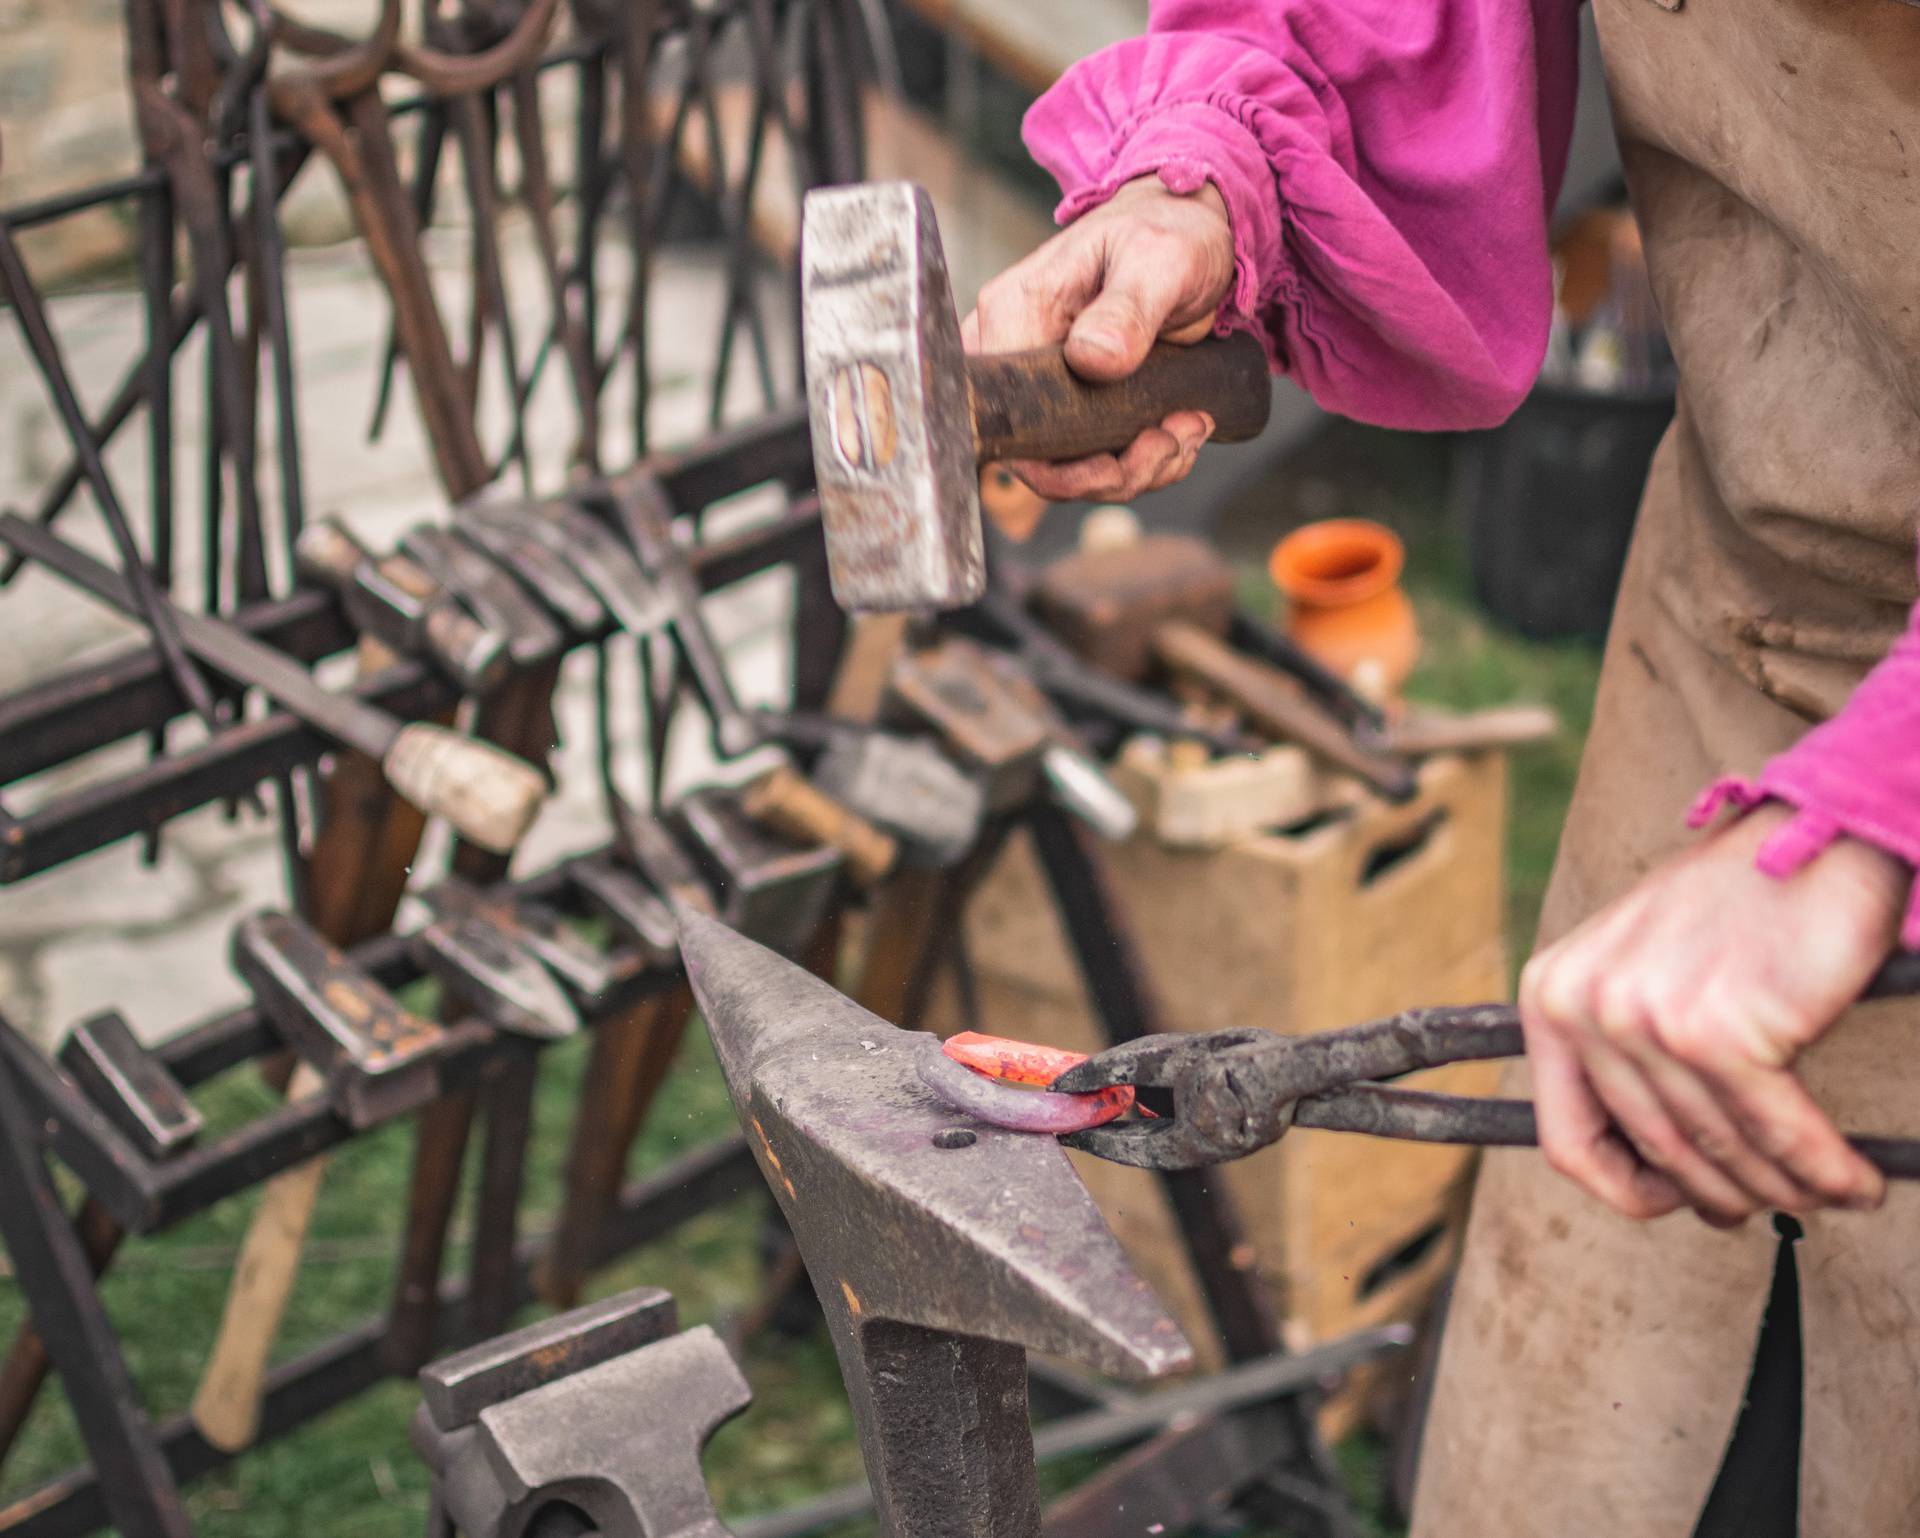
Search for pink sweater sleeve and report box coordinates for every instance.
[1691,582,1920,946]
[1021,0,1581,430]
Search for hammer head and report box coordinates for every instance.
[802,182,984,615]
[677,905,1191,1379]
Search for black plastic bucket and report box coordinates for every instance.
[1453,380,1675,641]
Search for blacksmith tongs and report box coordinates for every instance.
[1053,952,1920,1174]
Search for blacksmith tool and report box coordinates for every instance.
[214,909,501,1448]
[0,1021,191,1536]
[808,723,987,868]
[678,906,1194,1538]
[616,797,719,914]
[568,856,681,968]
[420,876,623,1006]
[411,1288,747,1538]
[740,763,900,887]
[408,906,583,1042]
[294,517,509,692]
[465,498,668,637]
[402,524,568,668]
[600,470,762,759]
[567,795,717,970]
[889,636,1137,840]
[454,513,609,637]
[669,787,843,958]
[0,207,222,736]
[1152,624,1417,800]
[800,181,1271,612]
[1031,531,1239,685]
[265,0,491,501]
[1028,531,1416,797]
[1375,704,1562,757]
[57,1011,204,1161]
[232,910,450,1129]
[536,800,713,1309]
[0,516,548,853]
[953,575,1258,760]
[387,870,585,1375]
[1053,953,1920,1171]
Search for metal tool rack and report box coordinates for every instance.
[0,2,1372,1533]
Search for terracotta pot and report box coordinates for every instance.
[1268,519,1419,700]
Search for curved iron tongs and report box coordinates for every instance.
[1054,952,1920,1176]
[266,0,561,500]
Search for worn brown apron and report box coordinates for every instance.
[1411,1,1920,1533]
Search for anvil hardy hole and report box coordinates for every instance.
[932,1128,977,1150]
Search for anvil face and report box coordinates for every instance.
[676,905,1191,1378]
[802,182,985,615]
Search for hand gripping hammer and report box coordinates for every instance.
[802,182,1270,613]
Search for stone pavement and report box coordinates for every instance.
[0,225,802,1051]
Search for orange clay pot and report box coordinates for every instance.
[1268,519,1419,700]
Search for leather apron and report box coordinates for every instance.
[1411,2,1920,1533]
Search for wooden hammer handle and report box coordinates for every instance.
[1380,705,1561,757]
[744,766,899,887]
[1153,622,1418,801]
[967,332,1270,463]
[190,1063,330,1453]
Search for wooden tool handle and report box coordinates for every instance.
[191,1063,330,1453]
[292,517,368,586]
[967,332,1270,463]
[744,766,898,887]
[1152,622,1418,801]
[382,723,548,854]
[1381,705,1561,757]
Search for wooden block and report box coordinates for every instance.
[1112,736,1319,849]
[930,752,1510,1433]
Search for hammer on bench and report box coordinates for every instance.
[463,497,670,639]
[0,515,547,853]
[293,516,509,694]
[889,635,1139,841]
[679,906,1193,1537]
[192,911,458,1452]
[801,182,1271,613]
[1031,532,1418,799]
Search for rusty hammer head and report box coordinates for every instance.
[803,182,984,616]
[678,906,1191,1536]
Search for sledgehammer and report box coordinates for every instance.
[802,182,1270,613]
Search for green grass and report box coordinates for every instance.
[0,422,1605,1536]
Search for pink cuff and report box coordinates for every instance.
[1049,100,1287,367]
[1691,780,1920,948]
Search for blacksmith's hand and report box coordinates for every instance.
[1520,803,1906,1226]
[961,175,1235,503]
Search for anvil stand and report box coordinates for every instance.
[798,799,1358,1536]
[1025,803,1355,1538]
[880,555,1358,1537]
